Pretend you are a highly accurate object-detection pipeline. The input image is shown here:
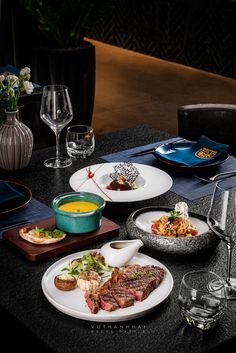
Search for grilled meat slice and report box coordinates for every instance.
[84,292,101,314]
[117,277,157,301]
[100,290,119,311]
[110,287,136,308]
[123,265,165,287]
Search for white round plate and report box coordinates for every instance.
[69,163,173,202]
[135,210,209,235]
[41,250,173,322]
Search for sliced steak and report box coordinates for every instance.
[123,265,165,288]
[84,264,165,313]
[117,277,156,301]
[100,290,119,311]
[84,292,100,314]
[110,287,136,308]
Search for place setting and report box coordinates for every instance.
[69,161,173,202]
[100,134,236,200]
[0,179,54,238]
[42,239,174,322]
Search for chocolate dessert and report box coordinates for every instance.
[107,162,139,191]
[108,176,132,190]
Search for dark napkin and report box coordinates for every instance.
[154,135,229,166]
[101,138,236,201]
[0,181,25,210]
[0,64,19,75]
[0,198,54,239]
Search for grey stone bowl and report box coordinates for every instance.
[126,206,220,255]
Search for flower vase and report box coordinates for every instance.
[0,110,33,170]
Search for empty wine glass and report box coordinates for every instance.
[40,85,73,168]
[207,181,236,299]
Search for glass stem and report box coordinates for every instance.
[225,242,234,287]
[55,130,61,164]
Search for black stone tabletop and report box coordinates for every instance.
[0,125,236,353]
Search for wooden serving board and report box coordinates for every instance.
[3,216,120,262]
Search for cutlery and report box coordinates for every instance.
[129,138,185,157]
[130,147,157,157]
[194,170,236,183]
[0,219,31,232]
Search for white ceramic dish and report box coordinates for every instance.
[41,249,173,322]
[69,163,173,202]
[100,239,144,267]
[126,207,220,255]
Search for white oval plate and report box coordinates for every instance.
[69,163,173,202]
[41,250,173,322]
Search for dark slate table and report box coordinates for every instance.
[1,125,236,353]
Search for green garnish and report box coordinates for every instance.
[62,252,112,275]
[35,227,44,233]
[34,227,64,238]
[51,229,65,238]
[168,210,181,222]
[129,271,157,280]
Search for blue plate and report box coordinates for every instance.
[153,142,229,170]
[0,181,32,218]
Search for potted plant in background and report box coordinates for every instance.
[19,0,108,127]
[0,67,34,170]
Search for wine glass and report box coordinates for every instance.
[40,85,73,168]
[207,181,236,299]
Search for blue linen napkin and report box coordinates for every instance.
[0,64,19,75]
[0,198,54,239]
[101,138,236,201]
[154,135,229,166]
[0,181,25,209]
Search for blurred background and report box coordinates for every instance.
[1,0,236,147]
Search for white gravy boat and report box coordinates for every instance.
[100,239,144,267]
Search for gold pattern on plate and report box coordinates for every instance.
[195,147,217,159]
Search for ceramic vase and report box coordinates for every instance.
[0,110,33,170]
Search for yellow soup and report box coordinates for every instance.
[59,201,98,213]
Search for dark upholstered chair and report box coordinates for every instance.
[178,104,236,154]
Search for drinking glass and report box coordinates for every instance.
[207,182,236,299]
[178,270,226,330]
[40,85,73,168]
[66,125,95,159]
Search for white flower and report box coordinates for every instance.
[8,87,15,97]
[7,75,19,88]
[20,67,31,75]
[0,66,34,111]
[23,81,34,94]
